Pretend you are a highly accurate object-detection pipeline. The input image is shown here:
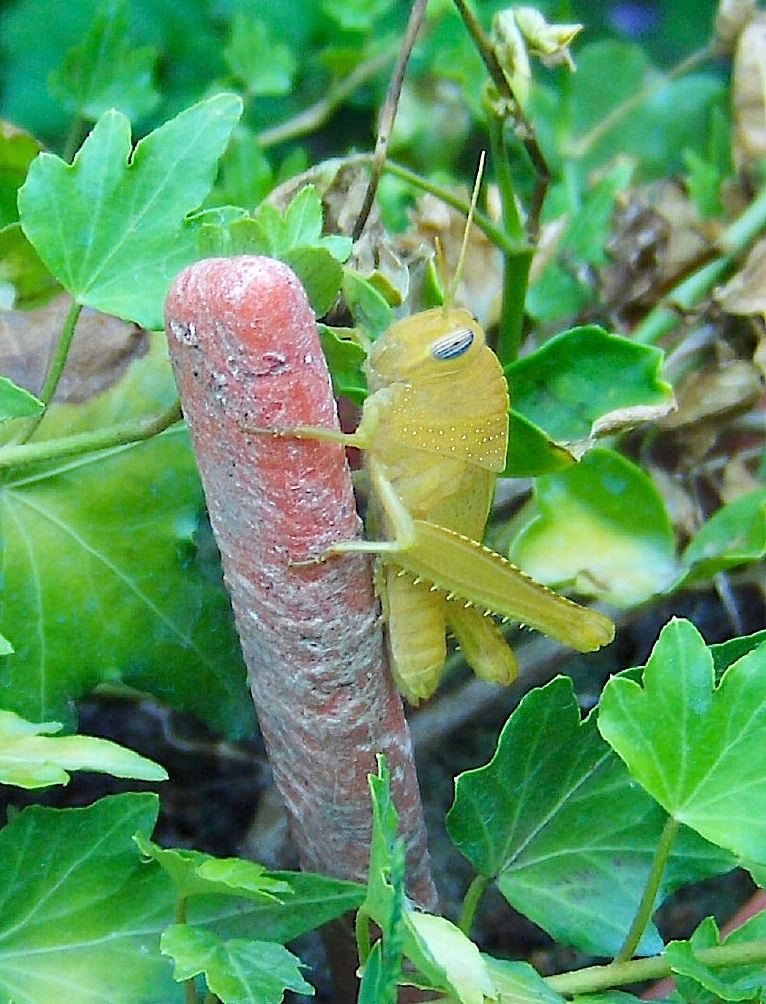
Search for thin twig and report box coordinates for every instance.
[352,0,430,241]
[451,0,551,237]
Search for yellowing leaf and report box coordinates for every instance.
[0,709,167,789]
[408,913,496,1004]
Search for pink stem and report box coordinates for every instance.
[165,256,437,911]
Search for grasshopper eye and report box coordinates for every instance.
[431,328,474,361]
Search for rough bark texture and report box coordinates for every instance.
[165,255,437,911]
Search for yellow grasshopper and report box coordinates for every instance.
[257,175,615,703]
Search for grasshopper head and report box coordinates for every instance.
[366,306,486,387]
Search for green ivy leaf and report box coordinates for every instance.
[598,617,766,863]
[343,270,393,341]
[48,0,158,122]
[509,448,679,607]
[506,326,673,444]
[223,15,296,97]
[665,916,766,1003]
[365,758,495,1001]
[199,186,349,316]
[318,324,368,403]
[484,958,566,1004]
[679,487,766,585]
[321,0,395,32]
[0,794,177,1004]
[18,94,242,330]
[447,677,734,957]
[187,872,364,944]
[501,409,575,478]
[283,246,342,315]
[0,709,167,788]
[0,123,41,229]
[134,834,291,902]
[0,374,43,419]
[0,338,254,737]
[161,925,313,1003]
[0,223,59,307]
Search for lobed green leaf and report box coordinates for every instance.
[48,0,158,122]
[0,794,178,1004]
[18,94,242,330]
[598,617,766,863]
[161,925,313,1003]
[447,676,734,957]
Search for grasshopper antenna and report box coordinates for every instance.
[443,150,486,314]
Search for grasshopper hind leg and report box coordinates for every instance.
[385,567,447,705]
[446,603,518,686]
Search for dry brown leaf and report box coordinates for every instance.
[732,13,766,167]
[602,181,713,321]
[716,236,766,314]
[398,191,503,328]
[661,358,762,429]
[0,294,148,403]
[715,0,758,53]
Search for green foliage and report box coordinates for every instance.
[0,709,167,788]
[0,794,177,1004]
[161,925,314,1003]
[447,676,733,957]
[599,618,766,863]
[223,15,296,98]
[0,375,43,419]
[18,95,242,329]
[48,0,159,123]
[506,326,673,443]
[0,340,254,737]
[199,185,351,315]
[2,3,766,1002]
[510,448,679,606]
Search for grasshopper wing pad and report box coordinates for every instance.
[385,567,447,704]
[387,373,509,472]
[386,521,615,653]
[446,602,518,685]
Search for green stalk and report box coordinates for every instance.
[546,939,766,996]
[614,815,679,962]
[15,300,83,444]
[175,897,199,1004]
[458,874,490,936]
[485,104,532,363]
[380,159,531,259]
[633,181,766,344]
[0,400,183,470]
[356,907,372,966]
